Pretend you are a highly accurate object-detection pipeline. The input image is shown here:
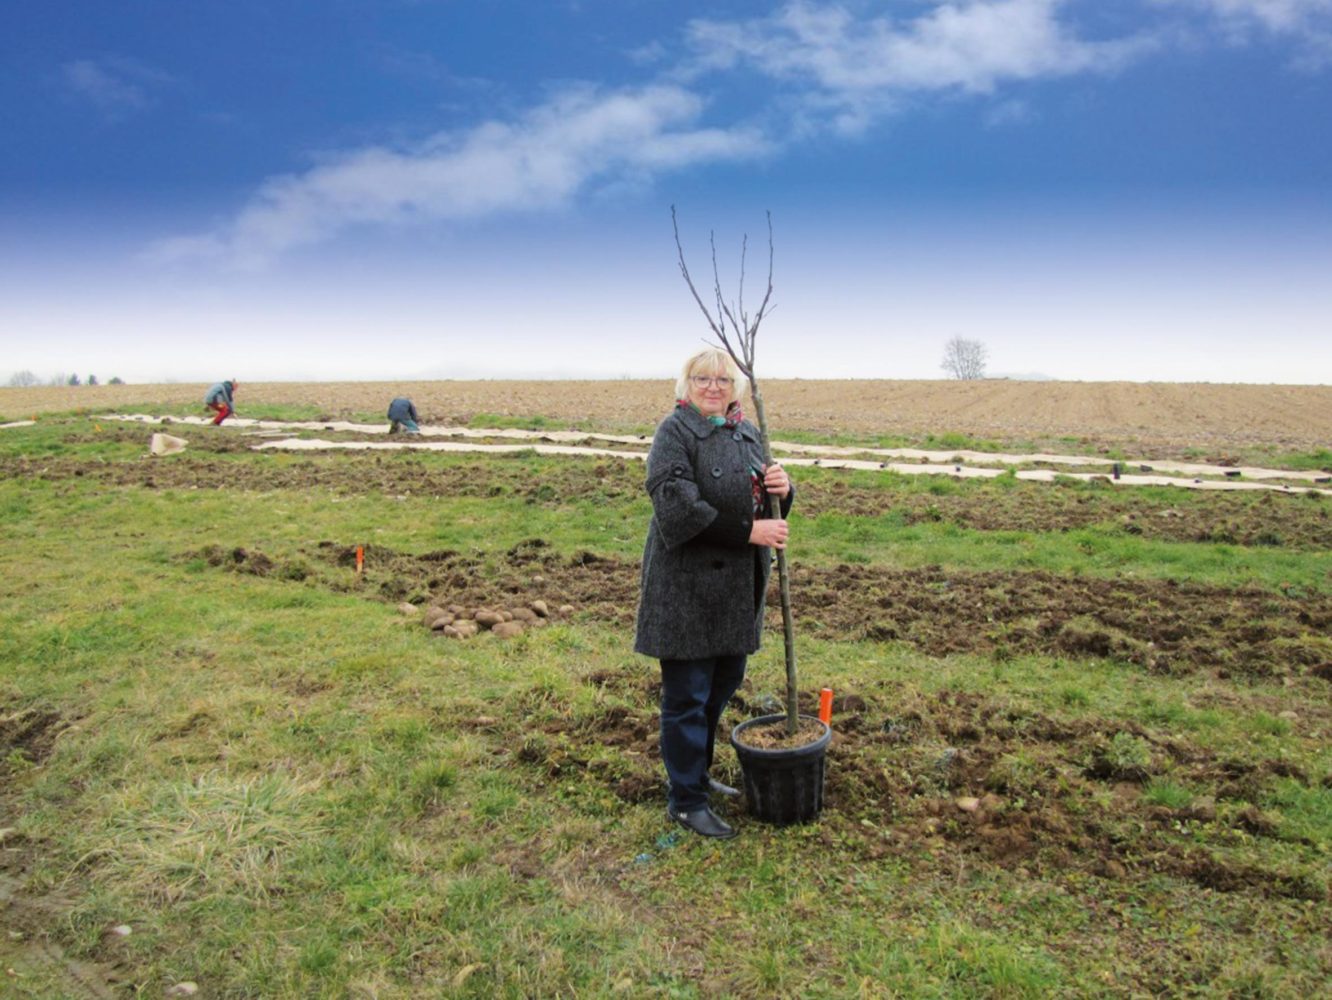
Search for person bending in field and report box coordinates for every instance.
[634,347,793,840]
[204,379,238,425]
[387,397,421,435]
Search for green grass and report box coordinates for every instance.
[1267,447,1332,472]
[1266,779,1332,851]
[921,430,1006,453]
[230,401,331,421]
[1142,778,1195,810]
[1,416,1329,997]
[796,511,1331,593]
[6,440,1328,596]
[468,411,557,430]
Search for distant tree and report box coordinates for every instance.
[87,374,99,386]
[109,376,125,385]
[941,336,988,380]
[7,370,39,387]
[67,373,81,386]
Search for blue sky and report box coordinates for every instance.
[2,1,1330,385]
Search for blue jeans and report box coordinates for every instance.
[659,655,747,810]
[389,418,420,434]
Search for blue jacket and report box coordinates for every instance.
[204,381,234,407]
[634,405,794,660]
[387,397,418,422]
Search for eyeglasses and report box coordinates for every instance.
[690,375,733,389]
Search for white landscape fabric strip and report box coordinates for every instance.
[769,443,1331,483]
[253,438,649,461]
[0,420,37,429]
[103,414,1329,487]
[251,437,1332,497]
[104,413,650,445]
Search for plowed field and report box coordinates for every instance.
[5,378,1332,456]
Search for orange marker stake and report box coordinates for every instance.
[819,687,833,726]
[355,545,364,574]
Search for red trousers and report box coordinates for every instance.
[207,402,231,425]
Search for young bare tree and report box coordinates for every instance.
[672,207,802,736]
[6,370,38,387]
[941,335,988,380]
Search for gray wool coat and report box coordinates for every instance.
[634,404,794,661]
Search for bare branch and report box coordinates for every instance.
[672,206,777,381]
[671,205,726,344]
[757,210,775,324]
[709,233,732,351]
[738,233,748,333]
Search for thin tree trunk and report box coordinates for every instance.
[749,378,798,736]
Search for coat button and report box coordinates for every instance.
[732,432,742,441]
[711,466,722,478]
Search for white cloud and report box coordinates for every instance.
[62,57,171,118]
[1160,0,1332,65]
[685,0,1155,130]
[143,1,1331,269]
[148,84,769,268]
[1171,0,1332,31]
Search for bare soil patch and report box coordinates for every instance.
[0,704,67,776]
[187,541,1332,681]
[468,666,1329,905]
[1,702,124,999]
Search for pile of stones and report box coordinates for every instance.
[399,599,575,639]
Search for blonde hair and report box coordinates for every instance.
[674,347,747,405]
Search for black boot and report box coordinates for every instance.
[667,804,736,839]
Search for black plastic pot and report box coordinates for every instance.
[730,714,831,825]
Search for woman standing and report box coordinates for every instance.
[635,348,793,839]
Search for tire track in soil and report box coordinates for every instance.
[2,705,124,999]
